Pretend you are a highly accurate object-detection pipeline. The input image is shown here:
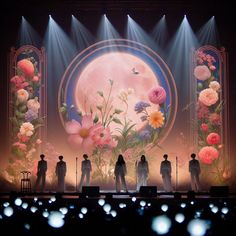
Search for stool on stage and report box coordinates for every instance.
[20,171,32,193]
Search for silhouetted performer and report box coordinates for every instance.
[56,155,67,192]
[114,154,128,192]
[160,154,173,192]
[78,154,92,192]
[189,153,201,192]
[34,154,47,192]
[136,155,149,191]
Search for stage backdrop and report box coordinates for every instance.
[5,39,229,191]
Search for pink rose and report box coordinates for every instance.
[17,133,30,143]
[148,86,166,104]
[194,65,211,81]
[209,113,221,125]
[209,65,216,71]
[197,102,209,119]
[32,75,40,82]
[200,123,208,132]
[207,132,221,145]
[198,146,219,164]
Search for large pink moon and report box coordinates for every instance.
[74,52,160,133]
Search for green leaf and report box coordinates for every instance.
[15,110,25,119]
[112,117,122,125]
[34,123,44,130]
[93,114,99,123]
[11,146,25,159]
[97,91,103,97]
[109,79,114,86]
[114,109,123,114]
[59,107,67,113]
[215,100,224,113]
[9,116,19,127]
[18,104,27,113]
[77,110,82,116]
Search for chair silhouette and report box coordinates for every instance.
[20,171,32,193]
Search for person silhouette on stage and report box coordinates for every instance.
[34,154,47,192]
[160,154,173,192]
[114,154,128,192]
[189,153,201,192]
[55,155,67,192]
[136,154,149,191]
[78,154,92,192]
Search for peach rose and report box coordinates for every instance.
[209,81,220,91]
[198,88,218,106]
[17,59,35,77]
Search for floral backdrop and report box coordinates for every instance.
[60,78,171,184]
[2,48,57,187]
[193,46,230,185]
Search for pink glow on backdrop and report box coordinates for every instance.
[75,52,159,134]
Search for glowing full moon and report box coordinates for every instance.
[74,52,159,133]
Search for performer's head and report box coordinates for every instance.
[40,154,45,159]
[141,155,146,162]
[191,153,196,159]
[83,154,88,159]
[118,154,125,163]
[163,154,168,159]
[59,155,63,160]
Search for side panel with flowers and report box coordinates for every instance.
[7,45,47,185]
[193,46,230,186]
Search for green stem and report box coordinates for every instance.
[102,83,113,126]
[213,161,223,184]
[104,104,113,127]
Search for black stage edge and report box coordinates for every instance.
[1,190,236,199]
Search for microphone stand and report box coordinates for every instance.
[76,157,78,192]
[176,156,178,191]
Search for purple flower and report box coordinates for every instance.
[139,130,151,140]
[25,109,38,122]
[148,86,166,104]
[134,101,150,113]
